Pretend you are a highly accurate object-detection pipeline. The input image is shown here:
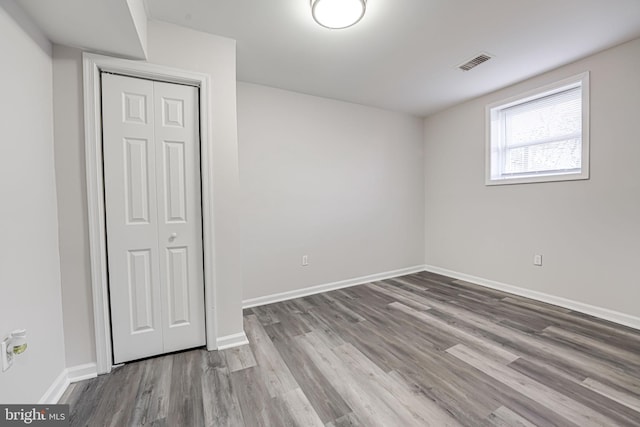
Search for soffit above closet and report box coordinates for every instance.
[18,0,147,59]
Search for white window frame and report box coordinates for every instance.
[485,72,590,186]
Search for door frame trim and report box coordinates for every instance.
[83,52,217,374]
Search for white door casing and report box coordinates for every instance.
[84,53,223,375]
[102,73,205,364]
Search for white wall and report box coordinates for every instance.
[52,21,244,367]
[52,45,96,367]
[0,2,66,403]
[424,37,640,319]
[238,83,425,301]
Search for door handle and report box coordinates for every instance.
[169,233,177,241]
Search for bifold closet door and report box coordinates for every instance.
[102,73,206,364]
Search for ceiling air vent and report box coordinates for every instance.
[458,53,493,71]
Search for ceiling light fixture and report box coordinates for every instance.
[311,0,367,30]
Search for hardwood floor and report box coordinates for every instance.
[61,272,640,426]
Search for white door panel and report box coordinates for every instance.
[153,80,205,353]
[102,73,205,364]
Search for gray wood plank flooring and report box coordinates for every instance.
[61,272,640,426]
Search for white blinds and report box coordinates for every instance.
[501,85,582,175]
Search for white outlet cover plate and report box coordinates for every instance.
[1,339,13,372]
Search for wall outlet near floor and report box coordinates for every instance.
[533,254,543,266]
[1,338,13,372]
[302,255,309,266]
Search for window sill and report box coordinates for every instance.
[485,171,589,186]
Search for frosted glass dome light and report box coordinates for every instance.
[311,0,367,29]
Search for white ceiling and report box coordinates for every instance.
[14,0,640,116]
[147,0,640,116]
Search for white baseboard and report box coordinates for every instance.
[423,265,640,331]
[39,363,98,404]
[67,362,98,383]
[242,265,426,309]
[216,332,249,350]
[39,370,70,404]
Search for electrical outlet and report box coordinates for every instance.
[1,338,13,372]
[534,254,543,266]
[302,255,309,266]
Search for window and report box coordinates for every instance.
[486,73,589,185]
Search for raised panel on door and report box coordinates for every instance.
[127,249,155,333]
[163,140,187,223]
[102,73,164,363]
[124,137,151,224]
[166,246,190,326]
[153,81,206,353]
